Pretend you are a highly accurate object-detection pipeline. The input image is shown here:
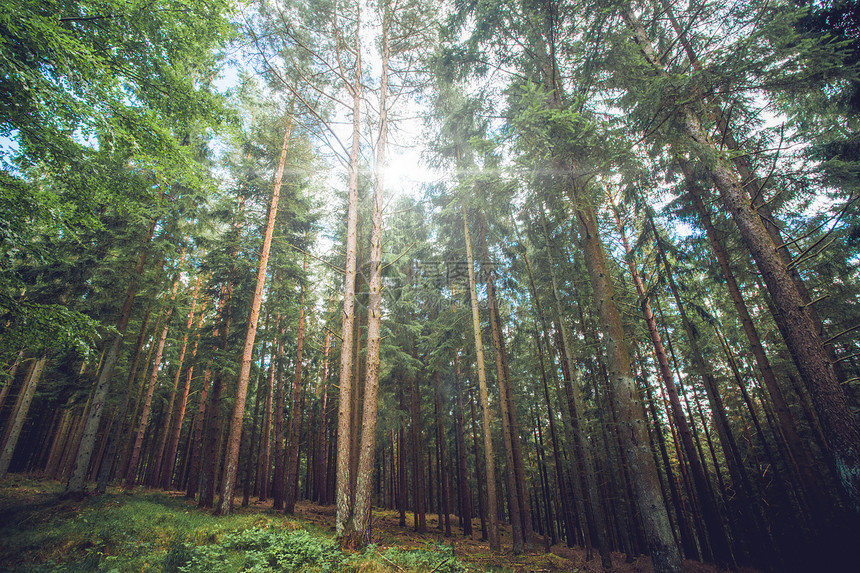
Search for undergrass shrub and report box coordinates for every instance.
[381,543,466,573]
[177,527,344,573]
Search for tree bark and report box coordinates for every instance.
[216,113,291,515]
[569,186,682,573]
[335,10,363,537]
[63,220,156,499]
[623,7,860,516]
[0,355,46,478]
[462,203,501,551]
[125,264,183,487]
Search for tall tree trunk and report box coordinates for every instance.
[285,265,309,513]
[652,225,771,566]
[468,380,488,541]
[478,218,532,550]
[410,370,427,533]
[62,220,156,499]
[258,336,275,503]
[679,159,827,518]
[272,321,288,509]
[462,203,501,551]
[514,220,577,550]
[95,302,153,493]
[162,293,206,491]
[453,354,473,536]
[62,219,156,499]
[0,355,47,477]
[243,354,265,507]
[158,274,202,489]
[335,11,363,537]
[480,246,524,552]
[216,113,292,515]
[610,198,733,567]
[433,372,453,537]
[315,329,332,504]
[538,209,610,565]
[125,264,183,487]
[623,8,860,515]
[568,184,682,573]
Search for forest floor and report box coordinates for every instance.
[0,476,751,573]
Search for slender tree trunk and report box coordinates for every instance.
[652,230,771,566]
[286,268,309,513]
[567,183,682,572]
[539,209,610,565]
[680,160,827,519]
[0,350,24,413]
[62,220,156,498]
[478,217,532,549]
[217,114,291,515]
[162,294,206,491]
[158,274,202,489]
[462,203,500,551]
[410,370,427,533]
[125,265,183,487]
[611,198,733,567]
[0,355,46,477]
[335,12,363,537]
[243,356,265,507]
[468,381,488,541]
[514,222,577,550]
[481,247,524,552]
[96,302,153,493]
[258,337,275,503]
[432,372,453,537]
[273,322,289,509]
[623,8,860,515]
[453,354,473,536]
[315,329,332,504]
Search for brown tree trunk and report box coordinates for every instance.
[680,159,828,518]
[568,186,682,573]
[162,293,207,491]
[335,14,363,537]
[433,372,453,537]
[610,199,733,567]
[514,222,577,549]
[315,329,332,504]
[539,209,610,565]
[258,336,276,503]
[468,380,488,541]
[481,248,524,552]
[272,321,288,509]
[217,113,292,515]
[242,355,265,507]
[462,203,500,551]
[410,370,427,533]
[623,8,860,516]
[0,355,46,477]
[453,354,473,536]
[158,274,202,489]
[479,218,532,550]
[63,220,156,498]
[125,265,183,487]
[285,271,309,513]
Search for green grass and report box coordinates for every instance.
[0,478,473,573]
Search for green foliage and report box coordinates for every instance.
[0,481,479,573]
[381,543,466,573]
[0,298,106,363]
[177,528,344,573]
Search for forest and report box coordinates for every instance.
[1,0,858,572]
